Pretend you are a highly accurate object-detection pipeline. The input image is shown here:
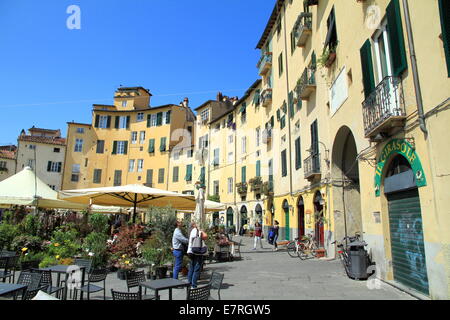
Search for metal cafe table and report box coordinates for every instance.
[0,283,27,300]
[139,278,190,300]
[41,265,86,300]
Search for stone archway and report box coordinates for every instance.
[331,126,362,243]
[255,204,263,224]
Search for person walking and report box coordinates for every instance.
[187,222,207,288]
[272,220,280,251]
[252,222,264,250]
[171,220,189,279]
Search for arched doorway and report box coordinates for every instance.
[255,204,263,224]
[331,126,362,243]
[384,154,429,295]
[313,191,324,247]
[240,206,248,235]
[226,207,234,228]
[297,196,305,239]
[282,200,290,240]
[212,212,219,226]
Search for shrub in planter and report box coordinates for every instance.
[110,225,144,259]
[0,223,19,251]
[89,213,110,234]
[18,214,40,236]
[141,234,172,278]
[11,235,43,253]
[82,232,109,269]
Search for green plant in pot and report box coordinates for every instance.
[318,43,338,68]
[141,234,172,279]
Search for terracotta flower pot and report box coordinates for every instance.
[325,52,336,67]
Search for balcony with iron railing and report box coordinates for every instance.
[262,180,274,196]
[294,12,312,47]
[261,88,272,107]
[295,67,316,100]
[362,76,406,140]
[304,153,321,181]
[257,52,273,76]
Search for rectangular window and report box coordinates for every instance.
[241,166,246,183]
[122,100,127,107]
[256,160,261,177]
[96,140,105,154]
[295,137,302,170]
[290,30,296,54]
[97,115,110,129]
[228,152,233,164]
[53,148,60,153]
[325,6,338,51]
[185,164,193,182]
[114,170,122,186]
[131,131,138,144]
[213,148,219,166]
[93,169,102,184]
[118,116,129,129]
[137,159,144,172]
[158,168,165,184]
[160,137,167,152]
[148,139,155,153]
[71,174,79,182]
[241,136,247,154]
[139,131,145,144]
[256,127,261,147]
[137,112,144,122]
[213,181,219,195]
[129,159,135,172]
[200,109,210,122]
[278,53,283,76]
[76,128,84,134]
[72,164,80,174]
[47,161,62,173]
[281,150,287,177]
[280,115,286,130]
[227,177,233,194]
[173,166,179,183]
[112,141,128,155]
[74,139,83,152]
[228,135,233,144]
[146,169,153,187]
[156,112,163,126]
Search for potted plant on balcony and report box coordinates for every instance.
[207,194,220,203]
[236,182,248,195]
[262,181,274,196]
[249,177,263,192]
[318,43,338,68]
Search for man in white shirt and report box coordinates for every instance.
[171,220,188,279]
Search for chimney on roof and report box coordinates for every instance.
[183,98,189,108]
[217,92,223,102]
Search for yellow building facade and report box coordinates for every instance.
[62,87,196,195]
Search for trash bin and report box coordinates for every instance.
[347,241,369,280]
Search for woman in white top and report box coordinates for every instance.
[187,221,206,288]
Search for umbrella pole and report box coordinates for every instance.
[132,194,137,224]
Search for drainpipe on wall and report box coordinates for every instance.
[401,0,428,135]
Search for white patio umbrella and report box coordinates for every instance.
[58,184,197,223]
[0,166,86,210]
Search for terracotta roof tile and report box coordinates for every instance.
[18,135,66,146]
[0,149,16,160]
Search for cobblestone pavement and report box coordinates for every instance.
[82,235,415,300]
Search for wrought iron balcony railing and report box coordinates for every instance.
[294,12,312,47]
[257,52,273,76]
[262,180,274,196]
[261,88,272,107]
[362,76,406,139]
[304,153,321,180]
[295,67,316,100]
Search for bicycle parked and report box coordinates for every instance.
[286,232,318,260]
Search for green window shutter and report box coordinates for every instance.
[256,160,261,177]
[147,114,151,127]
[123,141,128,155]
[148,139,155,153]
[386,0,408,77]
[158,168,165,184]
[94,115,99,128]
[296,97,302,111]
[156,112,163,126]
[242,166,246,183]
[112,141,117,154]
[239,102,247,114]
[439,0,450,77]
[281,150,287,177]
[146,169,153,186]
[288,91,295,118]
[114,116,119,129]
[173,167,179,182]
[280,115,286,129]
[47,161,52,172]
[126,116,130,129]
[57,162,62,173]
[295,137,302,170]
[185,164,192,181]
[160,137,166,151]
[276,109,281,121]
[270,116,274,128]
[166,110,171,124]
[281,101,287,114]
[107,116,111,128]
[253,90,261,105]
[360,39,376,98]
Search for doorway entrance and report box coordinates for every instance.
[313,191,324,247]
[297,197,305,239]
[282,200,290,240]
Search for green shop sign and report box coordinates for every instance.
[374,139,427,197]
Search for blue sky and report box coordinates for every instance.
[0,0,275,144]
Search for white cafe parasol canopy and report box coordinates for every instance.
[0,167,87,210]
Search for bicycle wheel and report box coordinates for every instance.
[310,242,318,258]
[287,241,297,258]
[298,243,308,260]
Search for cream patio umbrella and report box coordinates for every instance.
[0,166,87,210]
[58,184,197,223]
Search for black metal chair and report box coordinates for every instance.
[20,260,40,272]
[125,270,157,300]
[0,255,19,283]
[73,268,107,300]
[208,271,224,300]
[186,284,211,300]
[22,285,49,300]
[30,269,64,298]
[111,289,142,300]
[17,271,43,290]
